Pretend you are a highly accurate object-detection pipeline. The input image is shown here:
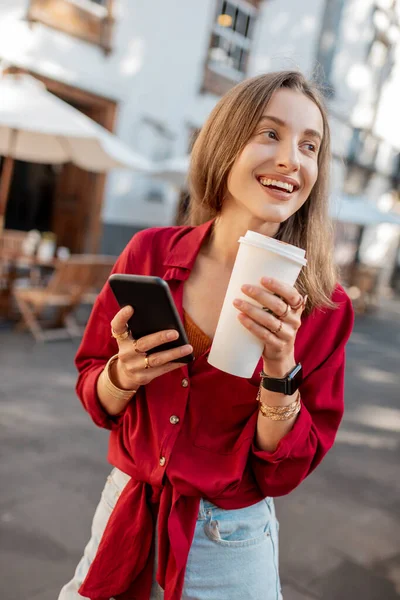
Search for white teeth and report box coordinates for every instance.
[259,178,294,193]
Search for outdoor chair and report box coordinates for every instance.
[13,255,115,342]
[0,229,28,315]
[0,229,27,285]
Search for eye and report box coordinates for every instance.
[303,142,317,153]
[262,129,278,140]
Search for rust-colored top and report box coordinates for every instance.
[183,310,211,358]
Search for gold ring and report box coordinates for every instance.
[144,355,150,369]
[270,320,283,335]
[279,303,290,318]
[111,327,130,341]
[291,296,304,311]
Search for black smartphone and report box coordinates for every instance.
[108,274,194,363]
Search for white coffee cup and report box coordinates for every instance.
[207,231,307,378]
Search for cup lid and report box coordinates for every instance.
[239,231,307,266]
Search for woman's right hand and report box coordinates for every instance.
[110,305,193,391]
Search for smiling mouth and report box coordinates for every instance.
[257,176,299,194]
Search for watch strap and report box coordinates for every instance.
[260,363,303,395]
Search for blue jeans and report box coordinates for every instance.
[58,468,282,600]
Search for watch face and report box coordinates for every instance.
[289,363,303,381]
[287,364,303,394]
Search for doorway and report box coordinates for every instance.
[2,68,118,253]
[3,160,57,232]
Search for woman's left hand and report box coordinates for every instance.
[233,277,306,378]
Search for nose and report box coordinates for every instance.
[275,140,300,172]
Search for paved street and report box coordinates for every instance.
[0,299,399,600]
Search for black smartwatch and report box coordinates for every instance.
[260,363,303,395]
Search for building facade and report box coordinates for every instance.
[0,0,399,257]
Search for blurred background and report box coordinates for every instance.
[0,1,399,599]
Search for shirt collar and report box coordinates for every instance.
[163,219,215,281]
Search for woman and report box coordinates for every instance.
[59,71,354,600]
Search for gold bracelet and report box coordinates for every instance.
[258,392,300,417]
[101,354,137,402]
[256,387,300,412]
[260,406,301,421]
[258,398,301,420]
[257,388,301,420]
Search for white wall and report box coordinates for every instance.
[0,0,136,100]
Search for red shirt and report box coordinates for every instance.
[77,219,354,600]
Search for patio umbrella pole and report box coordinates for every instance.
[0,155,15,233]
[0,128,17,233]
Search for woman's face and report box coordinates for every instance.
[225,88,324,226]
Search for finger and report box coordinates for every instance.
[141,352,192,380]
[135,329,180,353]
[240,285,288,318]
[111,305,134,335]
[300,295,308,313]
[234,300,292,342]
[121,357,187,388]
[260,277,303,309]
[147,344,193,368]
[119,331,190,375]
[237,312,284,351]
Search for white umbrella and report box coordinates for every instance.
[152,155,190,187]
[0,73,154,229]
[330,195,400,226]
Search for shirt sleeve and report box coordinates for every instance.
[250,289,354,497]
[74,240,136,430]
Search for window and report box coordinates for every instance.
[27,0,115,54]
[202,0,261,96]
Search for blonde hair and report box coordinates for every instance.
[188,71,337,312]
